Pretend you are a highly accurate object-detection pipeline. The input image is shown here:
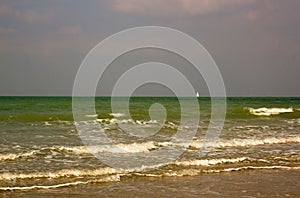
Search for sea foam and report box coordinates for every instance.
[0,151,36,161]
[173,157,249,166]
[189,136,300,149]
[109,113,125,118]
[50,141,157,154]
[0,167,123,180]
[0,175,120,191]
[246,107,293,116]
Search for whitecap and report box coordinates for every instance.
[162,166,300,177]
[109,113,124,118]
[85,114,98,118]
[246,107,293,116]
[173,157,249,166]
[49,141,157,154]
[0,151,36,161]
[0,167,122,180]
[187,136,300,149]
[215,136,300,148]
[43,121,52,126]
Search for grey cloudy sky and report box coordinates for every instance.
[0,0,299,96]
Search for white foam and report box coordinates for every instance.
[109,113,124,118]
[0,151,36,161]
[173,157,249,166]
[234,125,269,130]
[246,107,293,116]
[162,166,300,177]
[135,119,158,126]
[119,119,134,124]
[188,136,300,149]
[273,156,300,161]
[108,142,157,153]
[0,167,123,180]
[0,163,165,181]
[87,142,157,154]
[51,141,157,154]
[96,118,109,122]
[41,136,300,156]
[3,136,297,164]
[0,175,120,191]
[0,142,159,163]
[203,166,300,173]
[85,114,98,118]
[285,119,300,124]
[52,146,89,154]
[166,121,178,128]
[56,120,74,125]
[96,117,160,127]
[43,121,52,126]
[215,136,300,148]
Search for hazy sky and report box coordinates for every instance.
[0,0,299,96]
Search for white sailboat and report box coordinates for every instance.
[196,92,199,97]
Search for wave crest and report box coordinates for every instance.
[55,141,157,154]
[246,107,293,116]
[0,167,122,181]
[190,136,300,149]
[173,157,249,166]
[0,151,36,161]
[0,175,120,191]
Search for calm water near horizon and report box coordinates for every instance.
[0,97,299,197]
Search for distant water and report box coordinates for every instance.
[0,97,299,196]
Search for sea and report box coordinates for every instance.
[0,97,299,197]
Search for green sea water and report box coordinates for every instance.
[0,97,299,196]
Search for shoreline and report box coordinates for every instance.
[2,169,299,197]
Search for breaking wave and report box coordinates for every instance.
[2,156,297,181]
[1,136,299,163]
[0,151,36,161]
[0,175,120,191]
[85,114,98,118]
[1,165,298,191]
[52,141,157,154]
[1,155,299,191]
[0,167,123,181]
[202,166,300,173]
[173,157,250,166]
[190,136,300,149]
[109,113,125,118]
[246,107,293,116]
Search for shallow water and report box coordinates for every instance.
[0,97,299,196]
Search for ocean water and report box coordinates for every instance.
[0,97,299,197]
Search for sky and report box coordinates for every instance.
[0,0,299,96]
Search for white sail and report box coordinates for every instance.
[196,92,199,97]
